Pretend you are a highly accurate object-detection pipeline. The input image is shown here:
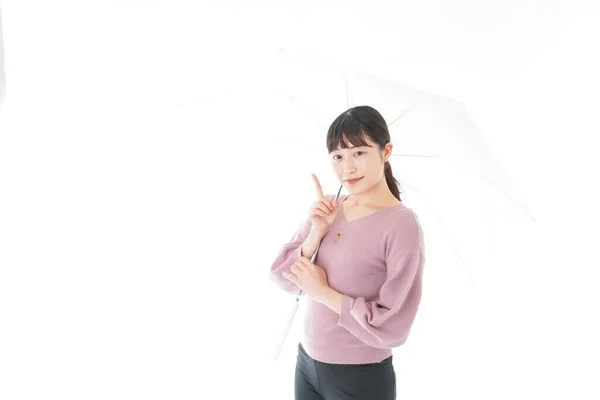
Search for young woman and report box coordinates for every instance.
[269,105,425,400]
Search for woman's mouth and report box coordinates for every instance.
[345,177,363,185]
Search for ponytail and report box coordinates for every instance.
[384,161,402,201]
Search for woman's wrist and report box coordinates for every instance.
[310,226,327,239]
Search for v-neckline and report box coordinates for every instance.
[339,194,405,224]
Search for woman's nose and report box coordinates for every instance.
[342,167,357,176]
[342,160,357,173]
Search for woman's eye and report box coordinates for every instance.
[333,152,363,160]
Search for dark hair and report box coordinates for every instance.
[326,105,403,201]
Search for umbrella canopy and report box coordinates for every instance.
[266,48,536,286]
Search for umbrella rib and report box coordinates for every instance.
[392,154,441,158]
[391,149,535,222]
[387,105,416,128]
[401,180,477,288]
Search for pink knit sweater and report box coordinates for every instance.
[269,194,425,364]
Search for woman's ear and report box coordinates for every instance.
[383,142,393,162]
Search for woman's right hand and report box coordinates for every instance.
[308,174,340,236]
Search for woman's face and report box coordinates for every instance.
[330,135,391,194]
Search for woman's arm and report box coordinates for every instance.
[268,219,325,294]
[334,213,425,349]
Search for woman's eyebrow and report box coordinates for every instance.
[334,145,366,150]
[330,146,366,155]
[341,145,372,150]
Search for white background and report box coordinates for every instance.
[1,1,599,399]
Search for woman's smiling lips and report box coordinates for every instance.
[345,177,363,184]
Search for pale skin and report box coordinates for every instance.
[282,134,402,315]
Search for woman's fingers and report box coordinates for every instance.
[317,205,335,213]
[282,272,297,283]
[315,207,335,218]
[320,200,334,212]
[316,204,330,214]
[310,200,336,215]
[291,262,306,275]
[313,209,327,218]
[312,174,325,199]
[314,204,338,217]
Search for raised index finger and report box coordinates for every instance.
[311,173,324,199]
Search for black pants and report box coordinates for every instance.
[295,342,396,400]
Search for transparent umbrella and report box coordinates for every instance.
[267,48,536,288]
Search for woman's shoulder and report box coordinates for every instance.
[388,206,420,229]
[385,205,424,249]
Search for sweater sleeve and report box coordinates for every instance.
[268,215,313,295]
[268,194,338,294]
[337,220,425,349]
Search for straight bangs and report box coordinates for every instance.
[326,113,372,154]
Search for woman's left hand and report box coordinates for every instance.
[283,257,331,303]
